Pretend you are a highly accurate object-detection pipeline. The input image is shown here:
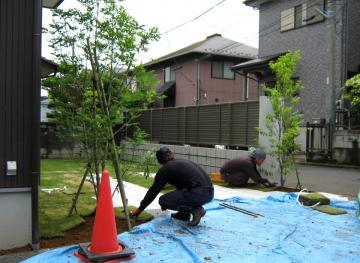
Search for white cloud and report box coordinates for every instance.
[42,0,258,64]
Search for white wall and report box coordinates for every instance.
[0,189,32,250]
[258,96,279,179]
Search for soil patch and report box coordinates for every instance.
[0,216,149,256]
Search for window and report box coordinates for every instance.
[280,8,294,31]
[164,66,175,82]
[211,61,235,80]
[126,76,137,92]
[280,0,325,32]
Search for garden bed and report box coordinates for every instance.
[0,215,150,256]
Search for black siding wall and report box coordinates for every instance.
[0,0,36,188]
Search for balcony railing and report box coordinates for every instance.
[335,107,360,130]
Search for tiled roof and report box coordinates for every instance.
[145,34,257,66]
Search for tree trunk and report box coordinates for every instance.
[86,39,132,230]
[69,161,92,216]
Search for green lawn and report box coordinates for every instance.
[40,159,154,238]
[40,159,285,238]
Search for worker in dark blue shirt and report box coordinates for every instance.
[131,147,214,226]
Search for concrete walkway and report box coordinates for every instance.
[109,178,349,215]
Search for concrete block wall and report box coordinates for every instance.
[121,142,248,174]
[333,130,360,165]
[40,143,85,159]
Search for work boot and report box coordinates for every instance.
[188,207,206,226]
[171,211,191,221]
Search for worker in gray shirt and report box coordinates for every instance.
[220,148,275,187]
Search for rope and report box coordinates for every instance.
[296,188,321,207]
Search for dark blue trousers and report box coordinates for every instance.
[159,186,214,212]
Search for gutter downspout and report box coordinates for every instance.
[196,60,200,105]
[31,0,42,250]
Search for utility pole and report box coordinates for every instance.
[325,0,337,157]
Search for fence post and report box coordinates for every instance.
[219,104,222,144]
[184,107,187,144]
[228,103,232,147]
[160,109,163,142]
[245,102,249,146]
[305,122,310,161]
[196,107,199,146]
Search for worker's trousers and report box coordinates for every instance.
[158,186,214,212]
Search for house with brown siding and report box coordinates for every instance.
[144,34,259,107]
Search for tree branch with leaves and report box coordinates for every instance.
[44,0,160,229]
[259,51,303,188]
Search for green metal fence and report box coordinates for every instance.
[137,101,259,147]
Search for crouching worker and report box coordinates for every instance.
[131,147,214,226]
[220,148,276,187]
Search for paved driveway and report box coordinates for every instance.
[284,164,360,199]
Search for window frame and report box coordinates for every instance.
[211,60,235,80]
[164,66,176,82]
[280,0,325,33]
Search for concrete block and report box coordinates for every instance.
[190,155,198,163]
[198,147,206,157]
[208,148,216,158]
[206,157,214,166]
[199,157,206,165]
[216,149,226,158]
[215,158,223,168]
[182,146,190,155]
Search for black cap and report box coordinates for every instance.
[156,147,173,164]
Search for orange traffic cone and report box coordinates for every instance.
[74,170,135,262]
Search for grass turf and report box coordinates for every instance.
[39,159,159,238]
[313,205,347,215]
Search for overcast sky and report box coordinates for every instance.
[42,0,259,64]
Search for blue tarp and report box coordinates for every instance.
[23,194,360,263]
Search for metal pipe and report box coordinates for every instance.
[196,61,200,105]
[326,0,336,151]
[31,0,42,250]
[220,203,258,217]
[220,203,264,218]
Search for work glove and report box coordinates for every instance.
[262,180,277,187]
[130,208,142,217]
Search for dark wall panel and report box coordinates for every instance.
[0,0,34,188]
[138,111,151,137]
[198,105,220,145]
[185,107,198,144]
[247,101,260,146]
[220,104,231,145]
[177,107,186,144]
[162,108,178,143]
[230,103,247,146]
[137,101,259,147]
[152,110,163,141]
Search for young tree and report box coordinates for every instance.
[260,51,303,188]
[44,0,160,229]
